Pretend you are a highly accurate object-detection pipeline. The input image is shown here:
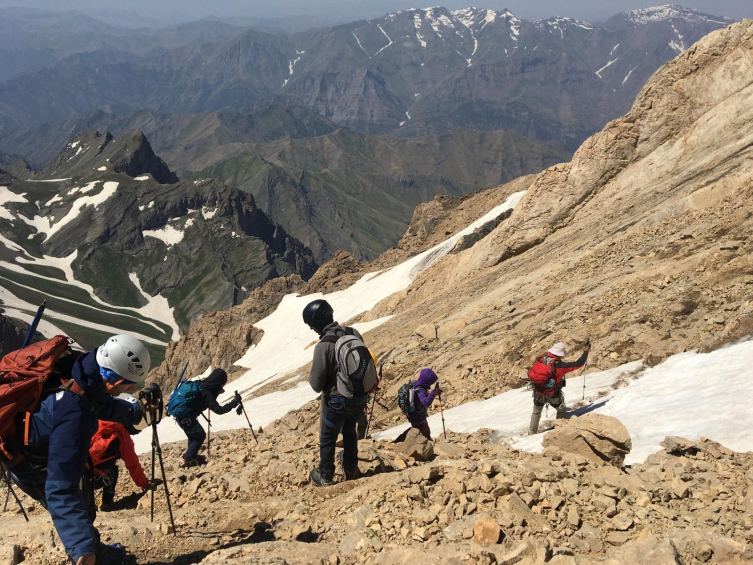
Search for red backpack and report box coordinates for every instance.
[89,421,124,474]
[527,354,558,397]
[0,335,78,465]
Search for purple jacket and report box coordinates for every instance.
[408,369,438,423]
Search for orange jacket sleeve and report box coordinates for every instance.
[118,428,150,489]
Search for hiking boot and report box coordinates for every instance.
[343,466,360,481]
[337,451,360,481]
[309,468,334,487]
[195,454,207,465]
[179,458,199,468]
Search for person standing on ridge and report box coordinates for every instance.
[528,341,590,435]
[170,368,241,468]
[88,420,159,510]
[7,334,154,565]
[304,299,376,487]
[394,368,441,442]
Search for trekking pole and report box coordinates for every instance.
[139,384,176,535]
[207,410,211,458]
[436,387,447,440]
[21,300,46,348]
[236,393,259,444]
[1,463,28,522]
[174,362,189,390]
[364,365,382,438]
[581,338,591,401]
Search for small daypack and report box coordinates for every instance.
[89,421,124,473]
[397,381,428,415]
[528,354,558,396]
[321,328,377,399]
[0,335,77,465]
[166,380,203,421]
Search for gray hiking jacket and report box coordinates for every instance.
[309,322,364,399]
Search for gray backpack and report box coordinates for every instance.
[321,328,377,398]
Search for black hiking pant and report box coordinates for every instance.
[178,417,206,461]
[319,397,367,479]
[92,464,119,505]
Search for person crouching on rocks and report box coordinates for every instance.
[528,341,590,435]
[170,368,241,468]
[395,368,441,442]
[303,299,376,487]
[89,420,160,510]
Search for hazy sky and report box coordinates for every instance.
[2,0,751,25]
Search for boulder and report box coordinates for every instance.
[398,428,434,461]
[473,516,502,545]
[543,414,632,466]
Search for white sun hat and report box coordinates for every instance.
[548,342,567,357]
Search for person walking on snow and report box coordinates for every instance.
[9,334,153,565]
[304,299,372,487]
[89,420,159,510]
[394,368,441,442]
[175,368,241,468]
[528,341,590,435]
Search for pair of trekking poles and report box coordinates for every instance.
[364,366,448,440]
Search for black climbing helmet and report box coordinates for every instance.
[303,299,334,330]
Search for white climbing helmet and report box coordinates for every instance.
[96,334,151,382]
[548,342,567,357]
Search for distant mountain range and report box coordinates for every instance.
[0,105,568,261]
[0,5,734,151]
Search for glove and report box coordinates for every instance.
[544,378,555,389]
[235,404,243,416]
[148,478,163,490]
[434,383,442,394]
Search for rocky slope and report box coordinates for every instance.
[3,406,752,564]
[0,131,317,359]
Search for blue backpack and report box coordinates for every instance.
[166,381,203,421]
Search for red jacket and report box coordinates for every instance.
[530,350,589,396]
[89,420,150,489]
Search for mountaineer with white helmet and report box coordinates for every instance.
[526,340,591,435]
[8,333,156,565]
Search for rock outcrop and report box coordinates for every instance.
[543,414,633,467]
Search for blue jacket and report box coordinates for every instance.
[13,351,143,562]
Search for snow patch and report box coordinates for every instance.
[0,283,168,346]
[128,273,179,340]
[18,181,117,241]
[376,361,644,441]
[352,30,369,54]
[596,58,619,78]
[97,166,107,171]
[413,14,427,48]
[622,67,636,84]
[0,186,27,220]
[201,206,218,220]
[134,175,150,181]
[143,221,188,248]
[374,23,394,56]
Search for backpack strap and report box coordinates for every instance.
[319,327,352,344]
